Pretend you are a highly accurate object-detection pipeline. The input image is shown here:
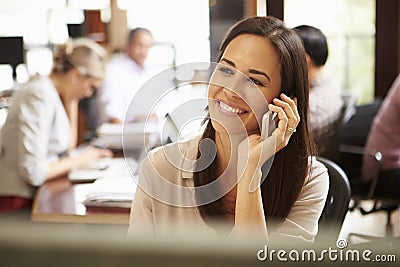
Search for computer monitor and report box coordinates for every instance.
[0,36,24,78]
[67,24,84,38]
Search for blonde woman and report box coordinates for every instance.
[0,38,112,212]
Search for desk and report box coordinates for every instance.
[32,177,130,224]
[31,145,145,225]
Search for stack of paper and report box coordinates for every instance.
[94,122,159,150]
[83,174,138,209]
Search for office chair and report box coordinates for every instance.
[339,147,400,243]
[316,93,357,161]
[338,100,382,195]
[316,156,351,245]
[336,100,400,243]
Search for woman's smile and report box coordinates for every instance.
[217,100,248,116]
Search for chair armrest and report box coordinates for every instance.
[339,144,382,162]
[338,144,382,198]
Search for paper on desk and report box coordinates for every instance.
[83,169,138,208]
[68,157,138,183]
[97,122,158,135]
[94,122,159,150]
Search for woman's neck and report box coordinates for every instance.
[214,131,246,222]
[215,132,232,172]
[49,73,78,150]
[50,73,77,105]
[214,131,245,184]
[50,73,64,94]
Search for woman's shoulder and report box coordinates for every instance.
[305,156,329,185]
[293,157,329,206]
[140,136,201,177]
[147,136,200,160]
[15,75,55,100]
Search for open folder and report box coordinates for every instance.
[83,174,137,209]
[82,157,138,210]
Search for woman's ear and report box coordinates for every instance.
[69,68,80,85]
[305,54,312,67]
[71,77,77,85]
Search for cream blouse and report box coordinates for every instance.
[128,137,329,242]
[0,75,70,199]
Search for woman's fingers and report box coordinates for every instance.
[268,103,288,135]
[266,93,301,152]
[273,97,296,123]
[272,94,300,133]
[280,94,300,123]
[99,148,113,158]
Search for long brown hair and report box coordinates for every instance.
[193,16,316,226]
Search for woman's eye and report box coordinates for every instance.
[247,77,265,87]
[218,66,235,75]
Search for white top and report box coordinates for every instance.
[309,73,343,133]
[128,137,329,242]
[0,75,70,199]
[97,53,154,124]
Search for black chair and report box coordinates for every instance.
[316,93,357,161]
[339,150,400,243]
[337,100,382,195]
[316,156,351,245]
[336,100,400,243]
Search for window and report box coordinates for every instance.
[123,0,210,66]
[0,1,72,86]
[285,0,375,104]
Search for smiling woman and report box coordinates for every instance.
[128,16,329,243]
[208,34,281,135]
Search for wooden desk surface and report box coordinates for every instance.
[31,148,146,225]
[31,177,130,225]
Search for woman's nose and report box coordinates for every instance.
[222,77,247,99]
[222,86,241,99]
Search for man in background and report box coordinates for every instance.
[98,28,154,124]
[294,25,343,157]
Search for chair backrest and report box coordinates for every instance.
[340,99,382,147]
[340,93,357,128]
[316,157,351,244]
[373,168,400,201]
[337,100,382,180]
[317,93,357,161]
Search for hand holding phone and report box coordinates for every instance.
[260,111,277,141]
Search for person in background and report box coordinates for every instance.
[0,38,112,212]
[294,25,343,156]
[128,16,329,242]
[362,74,400,182]
[98,27,154,124]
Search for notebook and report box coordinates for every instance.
[82,167,138,209]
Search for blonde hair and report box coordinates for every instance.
[52,38,107,79]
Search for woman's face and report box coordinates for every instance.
[208,34,282,135]
[74,73,102,100]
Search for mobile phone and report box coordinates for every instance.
[260,111,277,140]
